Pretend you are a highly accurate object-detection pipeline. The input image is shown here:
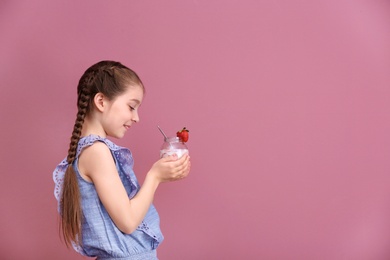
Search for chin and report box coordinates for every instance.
[115,133,126,139]
[108,132,125,139]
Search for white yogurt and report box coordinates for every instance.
[160,148,189,159]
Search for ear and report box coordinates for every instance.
[93,92,106,112]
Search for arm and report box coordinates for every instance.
[78,142,190,234]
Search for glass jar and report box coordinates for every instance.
[160,137,189,158]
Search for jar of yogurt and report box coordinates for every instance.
[160,137,189,158]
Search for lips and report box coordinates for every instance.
[124,125,131,130]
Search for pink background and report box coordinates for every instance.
[1,1,390,259]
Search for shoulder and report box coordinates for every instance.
[81,141,112,160]
[78,141,116,180]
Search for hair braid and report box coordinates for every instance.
[61,70,95,248]
[66,90,91,164]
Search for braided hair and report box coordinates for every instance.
[60,60,144,247]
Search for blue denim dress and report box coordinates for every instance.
[53,135,164,259]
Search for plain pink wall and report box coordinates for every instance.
[1,0,390,259]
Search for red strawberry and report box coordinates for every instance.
[176,127,189,143]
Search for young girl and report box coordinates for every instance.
[53,60,191,260]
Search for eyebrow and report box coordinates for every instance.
[129,99,141,104]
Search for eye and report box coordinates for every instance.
[129,106,135,111]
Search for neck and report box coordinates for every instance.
[81,114,107,138]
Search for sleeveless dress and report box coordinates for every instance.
[53,135,164,260]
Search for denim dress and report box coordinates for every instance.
[53,135,164,260]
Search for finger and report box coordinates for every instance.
[174,159,190,174]
[177,170,189,180]
[173,172,184,181]
[179,154,190,161]
[178,161,191,178]
[174,161,189,177]
[168,154,189,169]
[161,154,178,162]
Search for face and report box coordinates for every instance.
[101,85,144,139]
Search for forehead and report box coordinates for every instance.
[119,85,144,103]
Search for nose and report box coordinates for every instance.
[132,110,140,123]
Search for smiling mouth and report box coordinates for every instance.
[124,125,131,130]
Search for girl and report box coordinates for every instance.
[53,60,191,260]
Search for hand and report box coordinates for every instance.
[148,154,191,183]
